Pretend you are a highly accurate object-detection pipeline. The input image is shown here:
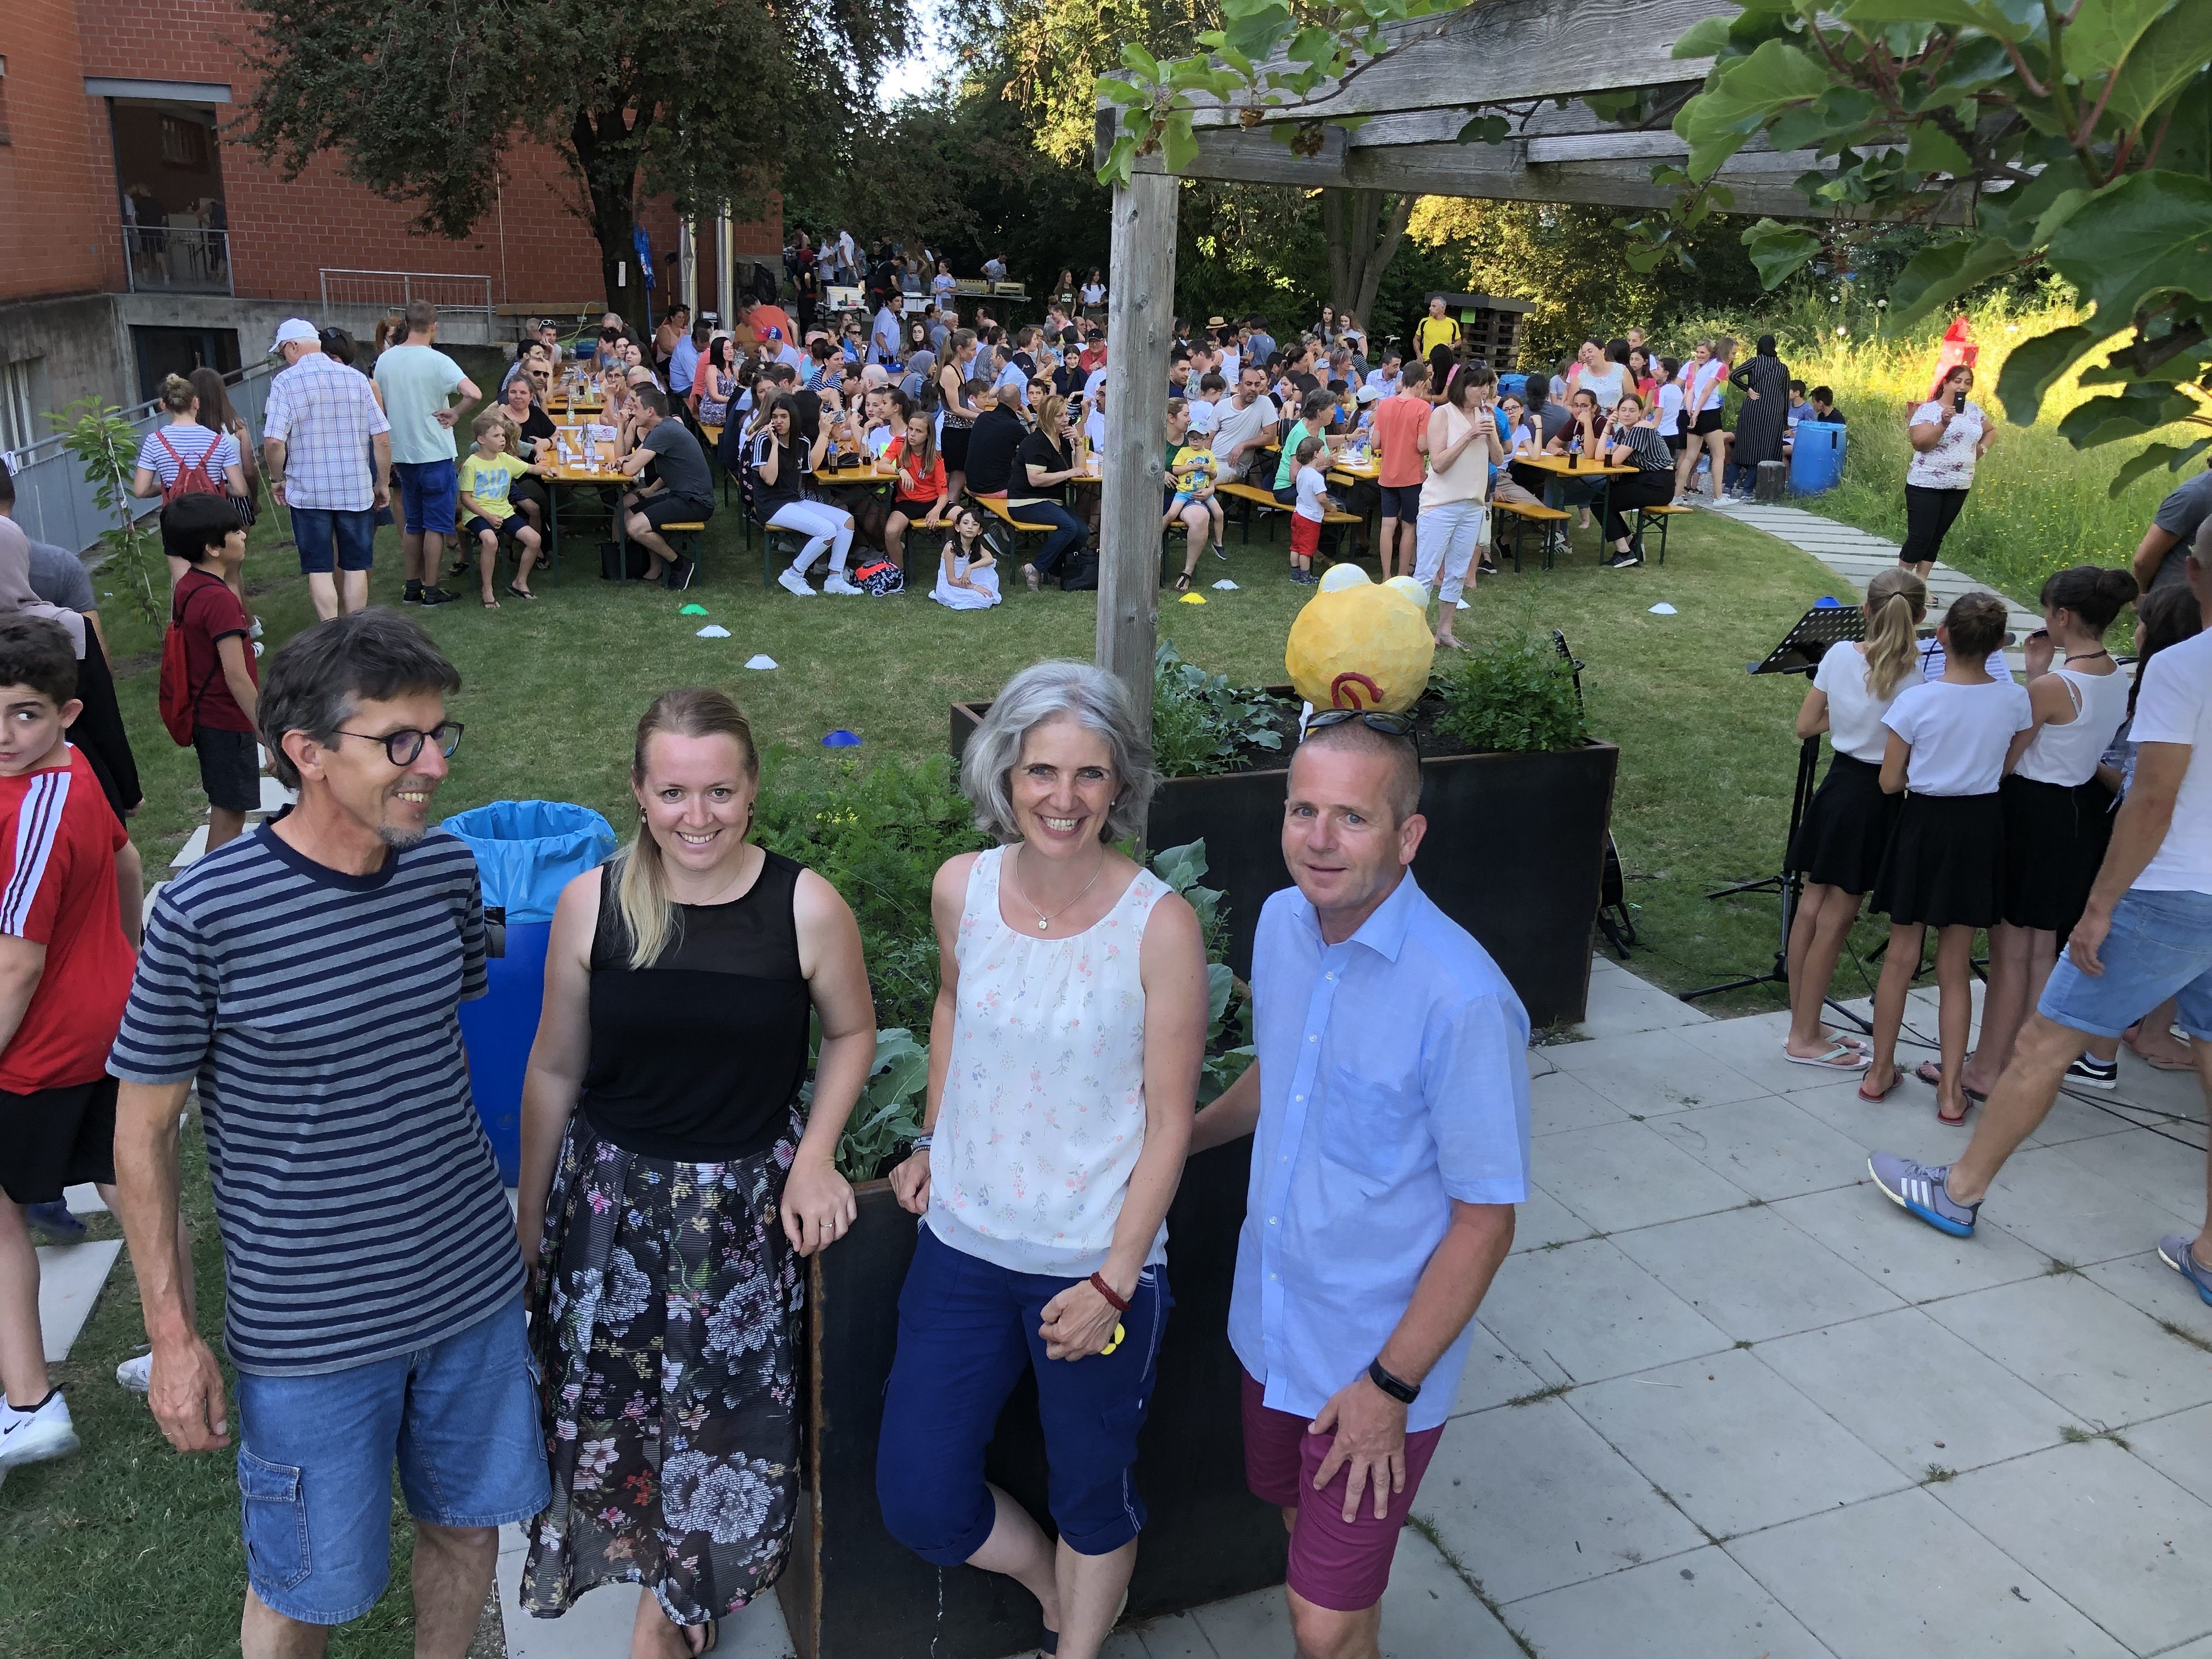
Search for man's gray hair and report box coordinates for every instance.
[961,662,1157,845]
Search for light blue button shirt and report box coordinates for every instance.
[1227,874,1531,1435]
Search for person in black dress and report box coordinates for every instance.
[517,688,876,1658]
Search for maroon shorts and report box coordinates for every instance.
[1290,514,1322,557]
[1240,1369,1445,1613]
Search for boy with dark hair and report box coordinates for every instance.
[162,494,261,851]
[0,616,145,1470]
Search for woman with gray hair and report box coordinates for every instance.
[876,661,1207,1659]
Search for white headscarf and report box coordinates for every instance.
[0,517,87,659]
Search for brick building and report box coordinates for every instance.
[0,0,781,451]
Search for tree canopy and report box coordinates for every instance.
[238,0,907,324]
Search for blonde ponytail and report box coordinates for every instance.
[1862,567,1927,701]
[616,687,760,969]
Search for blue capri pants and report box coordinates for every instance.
[876,1225,1171,1562]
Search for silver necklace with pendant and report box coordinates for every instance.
[1012,844,1105,933]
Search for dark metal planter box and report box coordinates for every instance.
[950,699,1620,1028]
[776,1144,1282,1659]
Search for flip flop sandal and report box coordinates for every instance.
[481,597,500,610]
[1858,1068,1903,1103]
[506,584,538,600]
[1785,1042,1870,1071]
[1173,573,1191,593]
[1937,1098,1973,1126]
[1914,1060,1944,1087]
[2132,1047,2198,1071]
[690,1618,719,1655]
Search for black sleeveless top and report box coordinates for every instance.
[580,849,811,1160]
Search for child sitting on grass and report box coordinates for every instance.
[1289,434,1337,585]
[930,504,1002,611]
[458,410,554,610]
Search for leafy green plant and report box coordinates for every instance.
[1434,631,1589,754]
[753,751,989,1038]
[823,1028,932,1184]
[1153,640,1290,777]
[48,398,163,624]
[1149,838,1256,1104]
[1661,0,2212,490]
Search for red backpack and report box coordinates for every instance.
[157,574,221,746]
[155,428,224,504]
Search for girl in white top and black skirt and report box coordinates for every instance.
[1959,566,2138,1099]
[1784,568,1927,1070]
[1863,592,2035,1119]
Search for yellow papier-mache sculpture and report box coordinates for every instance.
[1284,567,1436,712]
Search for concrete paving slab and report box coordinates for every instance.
[1770,1184,2054,1306]
[1453,1322,1548,1417]
[1513,1186,1599,1253]
[1110,1607,1209,1658]
[1528,1068,1632,1137]
[1569,1348,1907,1539]
[1627,1205,1904,1341]
[1672,1010,1888,1098]
[1481,1237,1732,1387]
[1647,1095,1878,1199]
[1726,1487,2132,1659]
[1181,1528,1519,1659]
[1504,1543,1831,1659]
[62,1182,108,1214]
[1530,1122,1756,1234]
[2080,1250,2212,1349]
[1982,1144,2197,1267]
[494,1546,797,1658]
[2123,1403,2212,1508]
[1926,1272,2212,1427]
[1545,1027,1771,1115]
[2049,1128,2212,1223]
[38,1239,122,1363]
[1415,1396,1708,1602]
[1576,973,1714,1040]
[2025,1087,2155,1149]
[1758,1306,2072,1476]
[1938,1439,2212,1656]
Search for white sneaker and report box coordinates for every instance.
[0,1391,79,1469]
[776,568,816,597]
[249,618,264,639]
[116,1352,153,1393]
[822,574,864,595]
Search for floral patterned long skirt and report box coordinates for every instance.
[522,1111,803,1627]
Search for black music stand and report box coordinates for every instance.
[1685,603,1869,1014]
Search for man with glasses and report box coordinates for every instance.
[108,610,547,1659]
[1190,712,1530,1659]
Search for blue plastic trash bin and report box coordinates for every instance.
[1499,372,1530,403]
[1791,421,1847,494]
[444,801,617,1183]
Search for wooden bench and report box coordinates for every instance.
[659,522,707,588]
[1219,482,1286,543]
[1629,501,1692,565]
[1495,499,1572,572]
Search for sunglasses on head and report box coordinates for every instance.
[1304,709,1417,742]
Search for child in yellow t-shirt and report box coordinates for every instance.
[458,411,554,608]
[1164,431,1224,546]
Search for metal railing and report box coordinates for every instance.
[5,362,276,558]
[122,227,234,296]
[319,269,494,331]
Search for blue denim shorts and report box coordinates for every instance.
[289,506,376,574]
[876,1226,1171,1564]
[2038,886,2212,1040]
[392,459,459,536]
[233,1294,549,1624]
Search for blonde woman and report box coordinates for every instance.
[1782,568,1928,1068]
[516,689,875,1659]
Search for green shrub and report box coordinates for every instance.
[753,751,988,1038]
[1434,631,1589,754]
[1153,640,1289,777]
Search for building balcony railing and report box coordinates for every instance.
[122,227,234,296]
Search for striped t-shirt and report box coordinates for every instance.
[108,820,521,1376]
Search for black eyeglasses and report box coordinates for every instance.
[334,722,464,766]
[1304,709,1417,742]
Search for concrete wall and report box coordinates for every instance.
[0,295,121,425]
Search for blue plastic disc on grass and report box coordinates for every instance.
[822,729,862,748]
[1813,595,1841,607]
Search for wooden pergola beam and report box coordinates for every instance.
[1183,0,1731,126]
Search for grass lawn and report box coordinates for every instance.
[1,487,1899,1656]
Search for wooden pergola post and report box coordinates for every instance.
[1094,171,1178,733]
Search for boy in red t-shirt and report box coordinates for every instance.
[0,616,143,1471]
[1369,359,1433,580]
[162,495,261,851]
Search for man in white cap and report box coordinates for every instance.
[261,319,392,620]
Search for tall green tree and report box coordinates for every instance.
[237,0,907,328]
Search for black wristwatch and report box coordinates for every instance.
[1367,1358,1420,1405]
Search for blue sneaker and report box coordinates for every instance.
[24,1202,87,1245]
[2157,1234,2212,1306]
[1868,1153,1979,1238]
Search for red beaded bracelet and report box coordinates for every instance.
[1088,1272,1131,1313]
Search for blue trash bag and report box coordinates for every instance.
[444,802,618,1183]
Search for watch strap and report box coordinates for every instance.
[1367,1358,1419,1404]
